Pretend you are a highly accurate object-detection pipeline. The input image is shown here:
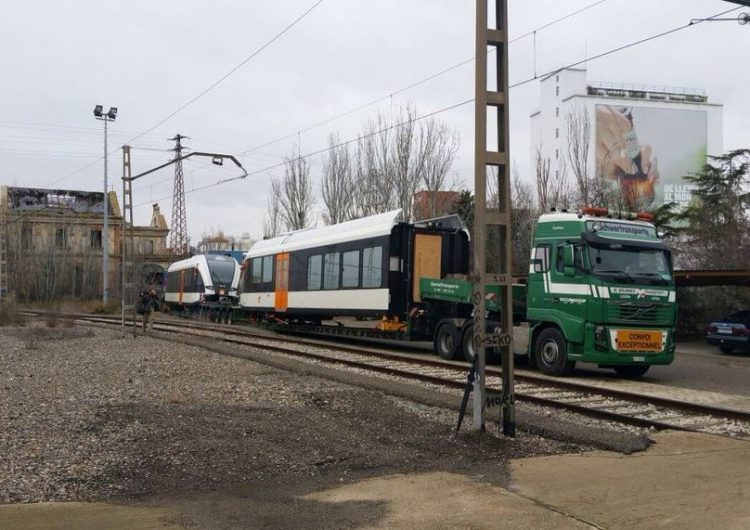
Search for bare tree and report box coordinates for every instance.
[321,133,354,225]
[535,145,552,213]
[565,104,592,207]
[347,104,461,221]
[262,182,283,238]
[390,106,430,220]
[419,117,460,218]
[277,146,315,231]
[511,171,537,275]
[352,119,395,218]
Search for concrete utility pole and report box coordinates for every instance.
[473,0,515,436]
[169,134,189,257]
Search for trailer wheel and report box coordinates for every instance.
[534,328,574,376]
[434,321,460,360]
[613,365,650,377]
[461,324,476,363]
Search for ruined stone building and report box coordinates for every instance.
[0,186,170,301]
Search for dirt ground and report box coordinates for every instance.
[1,324,590,528]
[4,324,750,528]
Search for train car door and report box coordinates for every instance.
[274,253,289,312]
[412,233,442,302]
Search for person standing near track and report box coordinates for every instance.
[140,287,159,334]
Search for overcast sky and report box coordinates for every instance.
[1,0,748,243]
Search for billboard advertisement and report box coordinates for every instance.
[595,104,707,210]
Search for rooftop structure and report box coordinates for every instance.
[530,68,723,210]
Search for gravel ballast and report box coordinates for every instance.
[1,323,646,526]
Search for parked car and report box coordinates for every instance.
[705,310,750,354]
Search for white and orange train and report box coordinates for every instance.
[239,209,470,324]
[164,254,241,320]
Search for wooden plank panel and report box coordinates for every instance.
[412,234,443,302]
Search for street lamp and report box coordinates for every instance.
[93,104,117,304]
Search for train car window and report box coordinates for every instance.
[307,255,322,290]
[362,246,383,288]
[251,258,262,284]
[262,256,273,283]
[196,269,205,291]
[323,252,340,290]
[342,250,360,288]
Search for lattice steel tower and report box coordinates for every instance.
[169,134,189,257]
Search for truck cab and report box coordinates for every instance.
[527,209,676,376]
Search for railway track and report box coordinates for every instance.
[25,310,750,440]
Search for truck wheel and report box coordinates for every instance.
[534,328,574,376]
[719,346,733,354]
[613,365,650,377]
[434,322,460,360]
[461,324,477,363]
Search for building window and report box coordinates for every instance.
[555,149,559,160]
[21,224,32,249]
[342,250,360,288]
[55,228,67,249]
[323,252,340,290]
[90,229,102,249]
[556,75,559,83]
[556,86,560,96]
[555,170,560,179]
[555,128,559,139]
[143,240,154,254]
[555,107,559,117]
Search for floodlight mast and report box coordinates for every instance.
[93,104,117,305]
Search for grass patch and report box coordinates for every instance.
[91,301,121,315]
[0,303,26,327]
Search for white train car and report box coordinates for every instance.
[164,254,240,309]
[239,209,470,323]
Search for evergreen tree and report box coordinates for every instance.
[674,149,750,269]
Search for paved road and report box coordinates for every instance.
[573,340,750,397]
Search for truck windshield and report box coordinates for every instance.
[207,258,236,286]
[588,245,672,285]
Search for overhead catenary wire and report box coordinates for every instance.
[124,0,325,146]
[46,0,325,187]
[224,0,618,160]
[508,4,742,90]
[135,5,741,212]
[48,0,609,187]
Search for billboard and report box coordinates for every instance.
[595,104,707,210]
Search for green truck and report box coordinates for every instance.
[420,209,676,377]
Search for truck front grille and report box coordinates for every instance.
[607,303,672,326]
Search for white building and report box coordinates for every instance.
[530,68,723,210]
